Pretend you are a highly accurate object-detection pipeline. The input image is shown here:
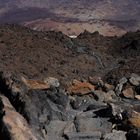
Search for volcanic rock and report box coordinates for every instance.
[104,90,118,102]
[65,132,102,140]
[0,71,140,140]
[122,88,135,99]
[129,73,140,86]
[0,24,139,140]
[128,110,140,128]
[75,117,112,134]
[88,76,101,85]
[0,95,40,140]
[63,121,77,135]
[135,95,140,100]
[21,76,50,90]
[70,95,97,111]
[67,80,95,95]
[119,77,128,85]
[44,77,60,88]
[104,130,127,140]
[135,85,140,95]
[115,83,123,96]
[44,120,76,136]
[126,129,140,140]
[93,90,106,101]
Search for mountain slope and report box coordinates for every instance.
[0,24,139,84]
[0,0,140,35]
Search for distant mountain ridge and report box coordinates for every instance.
[0,0,140,36]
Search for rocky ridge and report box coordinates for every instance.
[0,24,139,140]
[0,24,139,84]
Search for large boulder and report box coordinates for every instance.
[0,95,40,140]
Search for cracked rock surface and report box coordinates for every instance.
[0,72,140,140]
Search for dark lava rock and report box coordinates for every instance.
[44,120,76,136]
[0,97,4,119]
[65,132,102,140]
[135,85,140,95]
[104,130,126,140]
[70,95,96,111]
[126,129,140,140]
[75,117,112,134]
[0,71,139,139]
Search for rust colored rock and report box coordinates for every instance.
[104,90,117,102]
[21,76,50,90]
[122,88,134,99]
[68,80,95,95]
[0,95,39,140]
[135,95,140,100]
[128,111,140,128]
[93,90,106,101]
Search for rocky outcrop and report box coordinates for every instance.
[67,79,95,95]
[0,95,39,140]
[0,25,139,140]
[0,72,139,140]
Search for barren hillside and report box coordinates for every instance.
[0,24,139,140]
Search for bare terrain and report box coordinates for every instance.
[0,24,139,85]
[0,0,140,36]
[0,1,140,140]
[0,24,139,140]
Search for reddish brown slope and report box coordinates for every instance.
[0,24,139,86]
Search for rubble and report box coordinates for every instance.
[122,88,134,99]
[0,95,40,140]
[128,110,140,128]
[103,83,115,92]
[67,80,95,95]
[21,76,50,90]
[119,77,128,85]
[135,95,140,100]
[104,130,127,140]
[0,71,139,140]
[129,73,140,86]
[65,132,102,140]
[0,25,139,140]
[43,77,60,88]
